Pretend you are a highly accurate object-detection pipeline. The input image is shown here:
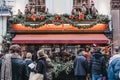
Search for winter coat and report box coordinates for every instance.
[0,58,28,80]
[74,54,88,76]
[89,52,106,76]
[108,57,120,80]
[36,57,47,80]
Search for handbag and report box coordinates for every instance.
[29,72,43,80]
[28,62,43,80]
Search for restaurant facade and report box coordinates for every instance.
[5,0,111,55]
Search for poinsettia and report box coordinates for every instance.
[27,16,31,19]
[55,15,60,20]
[69,15,74,19]
[40,15,45,20]
[31,14,37,21]
[79,14,84,20]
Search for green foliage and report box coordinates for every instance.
[96,15,109,23]
[1,34,12,53]
[10,13,109,29]
[52,60,73,79]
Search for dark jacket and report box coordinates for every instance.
[0,58,28,80]
[36,57,47,80]
[24,59,33,77]
[74,54,88,76]
[89,52,106,76]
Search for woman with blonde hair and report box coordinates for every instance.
[36,49,47,80]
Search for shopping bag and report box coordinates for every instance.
[29,72,43,80]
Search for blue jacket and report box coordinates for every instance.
[108,58,120,80]
[74,54,88,76]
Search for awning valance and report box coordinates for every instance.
[12,34,109,44]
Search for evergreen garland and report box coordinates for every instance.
[1,34,12,53]
[9,13,109,29]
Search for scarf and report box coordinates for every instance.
[1,53,21,80]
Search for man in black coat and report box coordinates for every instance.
[0,44,28,80]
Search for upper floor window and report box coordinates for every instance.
[28,0,46,13]
[73,0,88,8]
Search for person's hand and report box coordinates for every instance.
[87,74,90,79]
[102,76,106,80]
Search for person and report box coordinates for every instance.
[84,48,91,62]
[24,52,33,77]
[108,46,120,80]
[0,44,28,80]
[89,47,106,80]
[81,1,89,15]
[74,48,88,80]
[31,6,35,14]
[24,4,30,14]
[36,49,47,80]
[72,7,76,15]
[89,1,98,18]
[17,9,22,16]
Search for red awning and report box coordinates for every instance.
[12,34,109,44]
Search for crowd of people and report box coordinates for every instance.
[74,45,120,80]
[0,44,120,80]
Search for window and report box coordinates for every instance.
[28,0,45,13]
[73,0,88,8]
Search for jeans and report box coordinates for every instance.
[92,74,103,80]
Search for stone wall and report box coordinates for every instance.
[111,0,120,47]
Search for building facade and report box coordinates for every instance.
[0,0,112,53]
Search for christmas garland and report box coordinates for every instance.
[9,13,109,29]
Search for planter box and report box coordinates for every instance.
[12,24,108,32]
